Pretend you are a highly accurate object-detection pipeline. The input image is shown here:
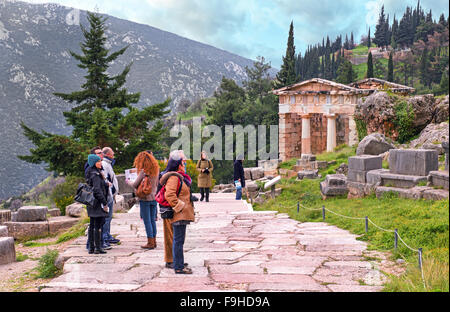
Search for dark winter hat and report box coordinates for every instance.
[88,154,101,167]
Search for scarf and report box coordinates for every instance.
[177,171,192,187]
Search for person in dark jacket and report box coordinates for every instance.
[85,154,110,254]
[233,155,245,200]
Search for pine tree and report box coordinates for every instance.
[19,12,170,175]
[367,52,374,78]
[387,51,394,82]
[275,21,297,88]
[350,32,354,49]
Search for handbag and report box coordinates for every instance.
[136,174,152,199]
[74,183,96,207]
[156,177,183,219]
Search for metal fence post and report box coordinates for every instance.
[365,216,368,233]
[418,248,423,270]
[322,205,325,221]
[394,229,398,251]
[297,201,299,213]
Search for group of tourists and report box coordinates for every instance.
[83,148,217,274]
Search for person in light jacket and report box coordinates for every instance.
[85,154,110,254]
[196,151,213,202]
[127,150,159,249]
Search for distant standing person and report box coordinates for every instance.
[101,147,120,246]
[234,155,245,200]
[196,151,213,202]
[85,154,110,254]
[127,151,160,249]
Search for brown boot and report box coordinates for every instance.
[152,237,157,248]
[141,238,154,249]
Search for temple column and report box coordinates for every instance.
[326,114,337,152]
[300,114,311,155]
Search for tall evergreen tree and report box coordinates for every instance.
[275,21,297,88]
[374,5,387,47]
[387,51,394,82]
[336,59,357,84]
[367,52,374,78]
[367,27,371,48]
[19,12,170,175]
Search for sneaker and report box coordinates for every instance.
[107,238,120,244]
[102,244,112,250]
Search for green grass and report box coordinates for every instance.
[34,249,61,279]
[254,146,449,292]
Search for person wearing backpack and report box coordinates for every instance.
[85,154,110,254]
[126,151,159,249]
[196,151,214,202]
[157,151,195,274]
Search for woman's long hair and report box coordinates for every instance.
[133,151,159,177]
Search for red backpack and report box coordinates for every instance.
[155,176,183,207]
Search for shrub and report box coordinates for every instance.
[394,100,415,143]
[50,176,84,215]
[355,118,368,141]
[35,249,61,279]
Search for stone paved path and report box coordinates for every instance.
[40,193,386,292]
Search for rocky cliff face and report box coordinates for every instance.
[355,92,449,142]
[0,0,277,200]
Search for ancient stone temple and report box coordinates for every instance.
[273,78,414,161]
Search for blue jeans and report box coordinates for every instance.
[140,200,157,238]
[102,199,114,241]
[236,187,242,200]
[172,224,187,271]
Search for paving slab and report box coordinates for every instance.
[41,193,387,292]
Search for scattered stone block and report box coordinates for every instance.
[0,237,15,265]
[263,188,282,199]
[422,189,449,201]
[246,181,258,192]
[0,225,8,237]
[366,169,389,185]
[297,170,319,180]
[16,206,48,222]
[320,174,348,198]
[65,203,87,218]
[428,171,449,190]
[250,167,264,180]
[442,141,449,171]
[380,172,428,188]
[0,210,11,224]
[5,221,49,240]
[301,154,316,162]
[244,168,252,180]
[375,186,433,200]
[389,149,438,176]
[48,217,79,235]
[348,155,382,171]
[116,174,135,194]
[347,169,368,183]
[347,181,374,198]
[356,133,395,156]
[48,208,61,217]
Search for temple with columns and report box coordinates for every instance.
[273,78,414,161]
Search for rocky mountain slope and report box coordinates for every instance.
[0,0,276,200]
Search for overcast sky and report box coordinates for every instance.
[22,0,449,69]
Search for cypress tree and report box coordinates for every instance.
[367,27,371,48]
[19,12,170,175]
[275,21,297,88]
[387,51,394,82]
[374,5,387,47]
[367,52,374,78]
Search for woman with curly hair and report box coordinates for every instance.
[126,150,160,249]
